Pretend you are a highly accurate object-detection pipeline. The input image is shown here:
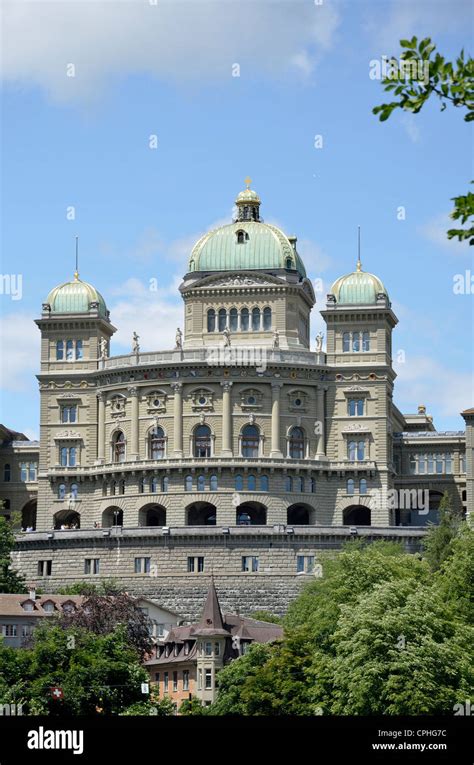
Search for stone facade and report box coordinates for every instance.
[1,184,470,617]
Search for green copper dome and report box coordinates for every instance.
[330,262,388,305]
[45,274,108,318]
[188,184,307,277]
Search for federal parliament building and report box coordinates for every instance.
[1,183,472,618]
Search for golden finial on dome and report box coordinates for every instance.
[356,226,362,271]
[244,176,252,189]
[74,236,80,280]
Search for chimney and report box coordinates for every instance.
[28,583,37,601]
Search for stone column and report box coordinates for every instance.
[315,385,327,459]
[221,381,233,457]
[97,390,106,463]
[172,382,183,457]
[129,386,139,460]
[270,382,283,458]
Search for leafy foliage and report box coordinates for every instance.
[373,37,474,244]
[248,610,282,624]
[0,516,26,594]
[422,491,463,571]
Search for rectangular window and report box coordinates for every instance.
[342,332,350,352]
[204,641,212,656]
[4,625,17,637]
[20,463,28,482]
[205,668,212,690]
[187,556,204,573]
[154,672,160,683]
[445,454,452,474]
[28,463,37,481]
[427,455,434,473]
[84,558,100,575]
[182,670,189,691]
[418,455,425,474]
[173,671,178,692]
[134,557,151,574]
[197,669,202,691]
[37,560,52,576]
[297,555,315,574]
[409,455,416,475]
[214,642,220,656]
[163,672,169,692]
[436,456,443,474]
[21,624,32,637]
[242,556,259,572]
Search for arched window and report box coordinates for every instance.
[342,332,350,352]
[311,477,317,493]
[285,476,293,492]
[210,475,218,491]
[194,425,212,458]
[263,307,272,331]
[76,340,83,360]
[362,331,370,351]
[58,483,66,500]
[289,427,305,459]
[56,340,64,360]
[247,475,256,491]
[161,476,169,493]
[150,426,165,460]
[207,309,216,332]
[218,309,227,332]
[359,478,367,494]
[66,339,74,360]
[297,476,305,492]
[251,307,261,331]
[113,432,125,463]
[150,477,158,493]
[197,475,206,491]
[102,483,107,497]
[110,480,116,496]
[260,475,269,492]
[241,308,249,331]
[348,441,357,461]
[185,475,193,491]
[229,308,238,331]
[286,258,293,269]
[119,480,125,495]
[241,424,259,458]
[236,230,247,244]
[235,475,244,491]
[347,478,355,495]
[357,441,365,460]
[3,464,10,482]
[70,483,78,498]
[352,332,360,352]
[139,478,147,494]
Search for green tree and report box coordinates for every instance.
[0,516,26,593]
[422,491,462,571]
[373,37,474,244]
[248,610,282,624]
[120,697,175,716]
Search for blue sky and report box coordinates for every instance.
[1,0,472,438]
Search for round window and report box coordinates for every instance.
[247,396,256,405]
[153,398,160,407]
[294,398,302,407]
[198,396,207,405]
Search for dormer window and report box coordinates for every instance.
[236,230,249,244]
[21,600,35,612]
[42,601,55,613]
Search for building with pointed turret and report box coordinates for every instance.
[0,182,470,619]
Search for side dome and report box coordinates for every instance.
[329,262,389,305]
[45,273,108,318]
[187,182,307,278]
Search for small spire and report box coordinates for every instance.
[244,175,252,189]
[356,226,362,272]
[74,236,80,280]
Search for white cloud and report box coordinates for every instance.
[2,0,341,104]
[365,0,467,52]
[400,113,420,143]
[0,312,40,392]
[394,354,473,421]
[418,212,471,255]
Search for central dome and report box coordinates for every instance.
[188,184,307,278]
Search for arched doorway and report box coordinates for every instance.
[236,502,267,526]
[343,505,371,526]
[287,503,315,525]
[21,500,37,530]
[139,504,167,527]
[186,502,216,526]
[53,509,80,530]
[102,507,124,527]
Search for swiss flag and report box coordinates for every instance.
[51,687,64,700]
